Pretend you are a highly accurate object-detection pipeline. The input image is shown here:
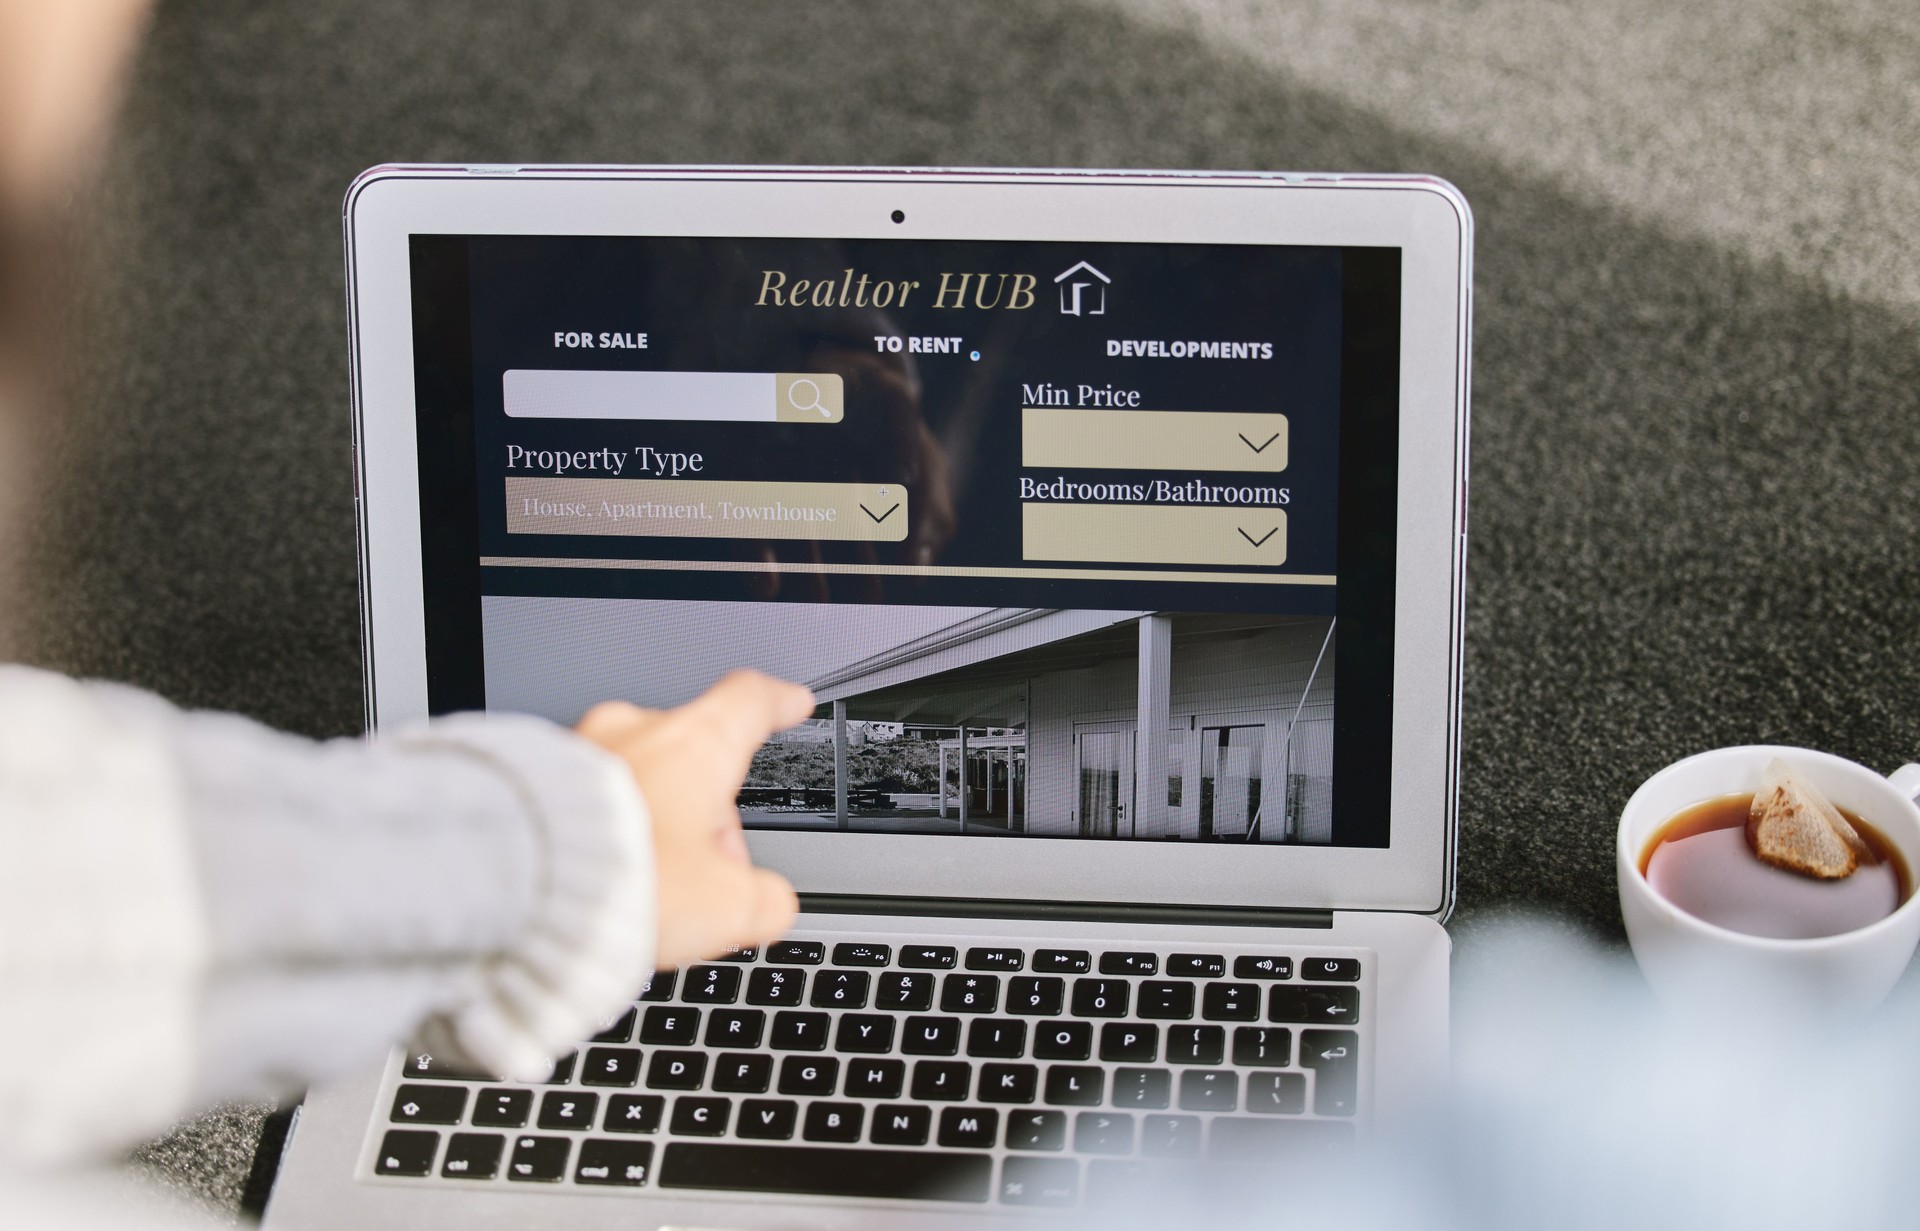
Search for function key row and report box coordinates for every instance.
[650,946,1357,984]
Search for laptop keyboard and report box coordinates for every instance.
[365,932,1370,1209]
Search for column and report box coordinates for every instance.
[1133,614,1173,837]
[833,699,849,831]
[958,724,970,831]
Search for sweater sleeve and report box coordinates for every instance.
[0,665,654,1166]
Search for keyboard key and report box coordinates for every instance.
[1269,985,1360,1026]
[399,1050,494,1082]
[703,1008,765,1049]
[877,971,935,1011]
[902,1015,962,1055]
[1202,982,1261,1021]
[966,947,1024,971]
[668,1096,730,1136]
[710,1052,773,1094]
[941,974,1000,1014]
[1248,1071,1307,1114]
[542,1054,577,1085]
[803,1101,864,1143]
[777,1056,838,1097]
[439,1131,504,1179]
[745,966,806,1006]
[769,1011,831,1051]
[390,1084,465,1125]
[735,1098,797,1140]
[1099,1022,1158,1063]
[537,1090,598,1130]
[834,1013,896,1053]
[638,970,676,1002]
[471,1088,531,1128]
[580,1047,641,1088]
[1136,981,1197,1019]
[1111,1068,1171,1109]
[373,1129,438,1176]
[966,1018,1026,1058]
[1234,955,1294,980]
[1074,1111,1134,1155]
[910,1060,972,1101]
[660,1142,990,1201]
[899,945,959,970]
[1167,1025,1225,1065]
[938,1106,999,1148]
[1032,949,1092,974]
[1070,978,1129,1018]
[1166,953,1226,979]
[1099,951,1157,976]
[681,965,742,1004]
[844,1058,906,1099]
[810,970,871,1009]
[639,1006,701,1046]
[1085,1159,1153,1207]
[766,940,825,965]
[1141,1113,1202,1159]
[1303,957,1362,982]
[574,1138,653,1186]
[1000,1155,1078,1206]
[1301,1029,1360,1115]
[1233,1026,1292,1066]
[1005,976,1065,1016]
[832,942,891,967]
[978,1063,1039,1103]
[604,1094,663,1133]
[1043,1065,1103,1106]
[1178,1070,1238,1111]
[870,1103,932,1145]
[506,1134,568,1182]
[1005,1108,1068,1151]
[1032,1020,1092,1060]
[590,1008,636,1044]
[1207,1117,1354,1162]
[645,1051,707,1090]
[715,945,758,962]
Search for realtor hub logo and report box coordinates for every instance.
[1054,260,1109,316]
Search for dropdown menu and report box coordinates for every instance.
[505,477,909,542]
[1023,504,1288,567]
[1021,408,1288,472]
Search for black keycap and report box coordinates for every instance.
[910,1060,973,1101]
[870,1103,932,1145]
[1233,1026,1292,1067]
[1234,955,1294,980]
[1099,951,1157,976]
[978,1063,1039,1104]
[777,1055,839,1097]
[1136,981,1197,1019]
[668,1096,731,1136]
[1202,982,1261,1021]
[1005,976,1065,1016]
[716,945,758,962]
[390,1084,465,1125]
[660,1142,990,1202]
[1005,1108,1068,1151]
[1142,1113,1202,1159]
[1303,957,1362,982]
[537,1090,598,1130]
[966,1018,1026,1058]
[703,1008,765,1049]
[542,1054,577,1085]
[1178,1070,1238,1112]
[399,1050,494,1082]
[835,1013,896,1053]
[844,1058,906,1099]
[832,942,891,967]
[766,940,825,965]
[1167,953,1227,979]
[735,1098,797,1140]
[604,1094,664,1133]
[1074,1111,1134,1154]
[1043,1065,1104,1106]
[811,969,871,1009]
[710,1052,773,1094]
[1070,978,1129,1018]
[575,1138,653,1186]
[471,1088,531,1128]
[1167,1025,1225,1065]
[1100,1022,1158,1063]
[1301,1029,1360,1116]
[803,1101,865,1143]
[1111,1068,1171,1109]
[966,947,1024,971]
[645,1051,708,1090]
[439,1132,504,1179]
[1000,1155,1079,1206]
[506,1134,569,1182]
[1032,949,1092,974]
[877,971,935,1011]
[938,1106,999,1149]
[769,1011,831,1051]
[746,966,806,1006]
[638,970,676,1002]
[902,1015,962,1055]
[373,1129,438,1176]
[941,974,1000,1014]
[899,945,958,970]
[581,1047,641,1088]
[1248,1071,1307,1114]
[1207,1117,1354,1162]
[682,965,742,1004]
[640,1006,701,1046]
[590,1008,636,1044]
[1032,1020,1092,1061]
[1269,985,1360,1026]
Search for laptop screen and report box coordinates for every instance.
[406,234,1401,849]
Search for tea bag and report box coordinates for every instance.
[1746,757,1871,879]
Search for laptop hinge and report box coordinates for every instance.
[799,893,1334,930]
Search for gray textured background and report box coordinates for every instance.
[15,0,1919,1218]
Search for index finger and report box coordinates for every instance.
[686,669,816,755]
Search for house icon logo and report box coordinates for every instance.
[1054,261,1110,316]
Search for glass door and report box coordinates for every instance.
[1073,725,1135,838]
[1198,724,1265,839]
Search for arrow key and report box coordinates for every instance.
[1300,1029,1359,1116]
[389,1084,466,1125]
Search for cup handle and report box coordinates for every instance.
[1890,763,1920,806]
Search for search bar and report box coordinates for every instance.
[503,369,844,423]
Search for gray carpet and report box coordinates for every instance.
[15,0,1919,1215]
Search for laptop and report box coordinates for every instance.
[263,166,1470,1227]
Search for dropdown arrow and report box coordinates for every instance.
[1238,526,1279,548]
[1239,432,1280,454]
[860,502,900,524]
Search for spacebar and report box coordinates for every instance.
[660,1142,993,1203]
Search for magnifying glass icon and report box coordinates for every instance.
[772,373,843,422]
[787,378,828,418]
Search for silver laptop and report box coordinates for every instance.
[264,166,1470,1228]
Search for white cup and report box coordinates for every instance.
[1617,746,1920,1018]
